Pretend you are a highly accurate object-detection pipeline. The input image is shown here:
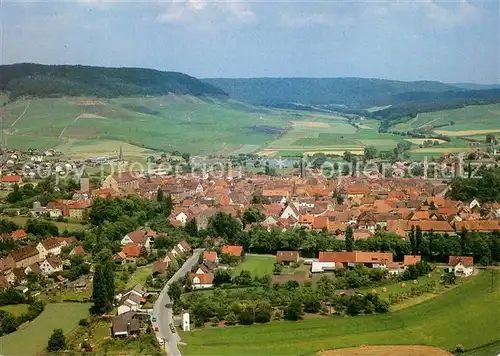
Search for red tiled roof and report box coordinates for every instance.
[1,175,22,183]
[221,245,243,257]
[318,251,392,263]
[449,255,474,267]
[189,272,214,285]
[121,243,144,258]
[11,229,27,239]
[71,245,85,256]
[455,220,500,231]
[276,251,299,262]
[403,255,421,266]
[387,219,454,233]
[203,251,218,262]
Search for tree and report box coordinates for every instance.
[156,187,164,202]
[168,281,182,302]
[363,146,378,160]
[408,225,416,255]
[207,212,242,242]
[415,225,423,254]
[47,328,66,352]
[92,262,114,314]
[185,218,198,237]
[441,270,457,285]
[162,194,173,216]
[234,270,252,286]
[213,269,232,287]
[303,294,321,313]
[345,225,354,252]
[284,299,302,321]
[242,207,265,227]
[254,301,272,323]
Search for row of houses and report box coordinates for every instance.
[0,237,85,288]
[274,249,474,277]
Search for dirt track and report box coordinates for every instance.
[318,345,452,356]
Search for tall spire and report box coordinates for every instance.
[118,145,124,161]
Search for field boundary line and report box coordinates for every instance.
[10,100,31,127]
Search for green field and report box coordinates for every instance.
[232,254,276,276]
[0,304,29,316]
[393,104,500,133]
[4,216,88,232]
[180,270,500,356]
[1,95,287,155]
[0,302,91,355]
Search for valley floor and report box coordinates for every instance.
[179,270,500,356]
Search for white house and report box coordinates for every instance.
[311,261,337,273]
[448,256,474,277]
[36,238,62,260]
[195,184,204,194]
[469,198,481,210]
[117,285,145,315]
[280,203,300,220]
[40,256,63,276]
[189,273,214,289]
[120,230,157,251]
[175,212,188,225]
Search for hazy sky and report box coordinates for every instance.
[1,0,499,83]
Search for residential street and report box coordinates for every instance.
[152,248,203,356]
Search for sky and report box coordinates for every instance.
[1,0,499,83]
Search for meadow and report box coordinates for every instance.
[258,119,404,156]
[232,254,276,276]
[392,104,500,134]
[1,95,287,155]
[0,304,30,316]
[179,270,500,356]
[0,302,91,355]
[4,216,88,232]
[2,95,497,158]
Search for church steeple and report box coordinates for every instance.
[118,145,124,161]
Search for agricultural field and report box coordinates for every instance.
[392,104,500,134]
[179,270,500,356]
[232,254,275,277]
[0,302,91,355]
[258,119,403,156]
[0,95,287,155]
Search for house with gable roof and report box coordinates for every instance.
[448,256,474,277]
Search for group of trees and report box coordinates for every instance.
[1,63,227,99]
[180,270,389,327]
[0,290,45,336]
[447,166,500,202]
[7,178,79,207]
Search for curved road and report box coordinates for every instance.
[152,249,203,355]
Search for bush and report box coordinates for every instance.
[78,318,89,326]
[454,344,465,354]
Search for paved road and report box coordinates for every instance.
[153,248,203,355]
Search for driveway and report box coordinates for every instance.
[152,248,203,355]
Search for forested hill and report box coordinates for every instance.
[0,63,227,99]
[202,77,460,107]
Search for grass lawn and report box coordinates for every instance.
[180,270,500,356]
[126,264,153,289]
[0,302,91,355]
[359,270,442,300]
[232,254,275,276]
[0,304,30,317]
[4,216,88,232]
